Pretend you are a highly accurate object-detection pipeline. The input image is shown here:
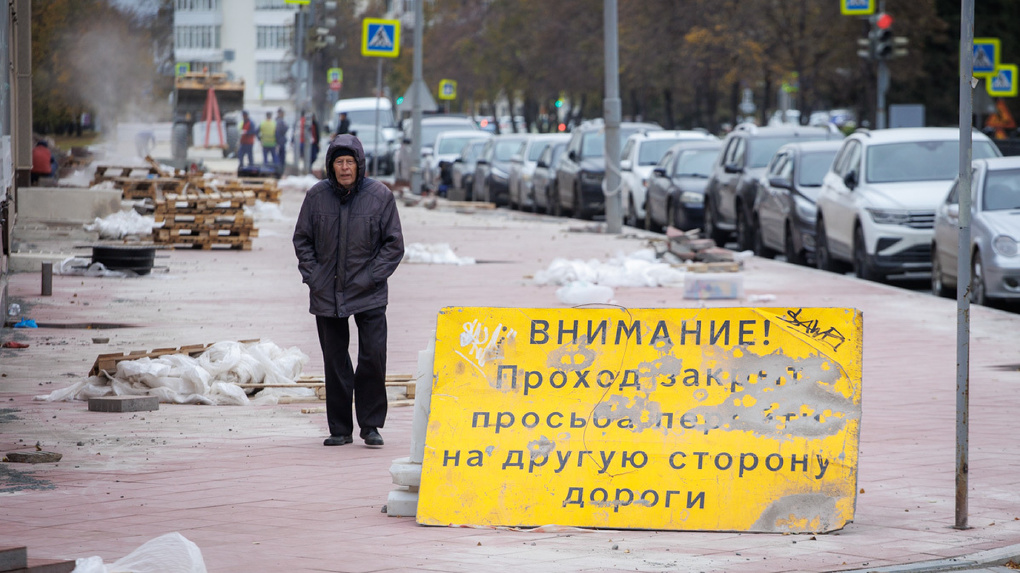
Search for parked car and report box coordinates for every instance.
[397,115,480,188]
[814,127,1002,281]
[449,139,488,201]
[555,120,662,219]
[532,141,568,214]
[472,133,529,206]
[620,130,717,227]
[348,123,397,176]
[423,130,491,195]
[508,133,570,210]
[643,140,723,232]
[703,123,843,250]
[931,155,1020,305]
[751,140,843,265]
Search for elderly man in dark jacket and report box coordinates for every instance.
[293,134,404,447]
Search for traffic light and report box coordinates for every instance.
[873,13,894,59]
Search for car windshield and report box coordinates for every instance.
[674,149,718,177]
[343,108,394,126]
[983,169,1020,211]
[493,139,524,161]
[437,136,481,155]
[867,140,1000,183]
[797,150,838,187]
[751,136,828,168]
[638,139,687,165]
[350,126,383,145]
[462,142,485,162]
[582,126,653,159]
[422,124,474,147]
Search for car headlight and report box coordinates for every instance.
[794,196,816,224]
[491,167,508,183]
[993,235,1019,257]
[866,208,911,226]
[679,191,704,204]
[580,171,603,185]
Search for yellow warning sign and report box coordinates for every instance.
[418,307,863,532]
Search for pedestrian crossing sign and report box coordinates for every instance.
[973,38,1000,78]
[987,64,1017,98]
[840,0,874,16]
[438,79,457,101]
[361,18,400,58]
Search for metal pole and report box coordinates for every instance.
[955,0,974,531]
[409,0,424,195]
[603,0,622,233]
[373,59,382,177]
[41,262,52,296]
[876,60,888,129]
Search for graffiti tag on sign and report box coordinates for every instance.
[418,307,863,533]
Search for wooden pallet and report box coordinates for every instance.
[92,164,161,185]
[89,339,261,376]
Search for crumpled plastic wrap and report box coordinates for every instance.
[72,532,206,573]
[533,248,686,288]
[83,209,158,240]
[36,340,311,406]
[403,242,476,265]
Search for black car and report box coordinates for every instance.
[449,139,488,201]
[472,134,528,206]
[751,140,842,265]
[703,124,842,249]
[532,141,567,214]
[643,140,723,233]
[554,120,662,219]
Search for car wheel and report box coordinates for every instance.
[971,251,988,306]
[931,244,952,298]
[666,200,678,232]
[853,226,881,281]
[574,185,589,220]
[736,206,754,251]
[816,219,837,272]
[753,216,775,259]
[644,202,658,233]
[704,196,727,247]
[784,224,804,266]
[551,185,562,217]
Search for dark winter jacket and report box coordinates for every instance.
[293,134,404,318]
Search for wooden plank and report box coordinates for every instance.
[89,339,260,377]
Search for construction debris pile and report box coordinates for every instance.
[90,157,281,250]
[35,340,311,406]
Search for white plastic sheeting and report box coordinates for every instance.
[277,174,321,194]
[84,209,157,239]
[57,257,143,278]
[36,340,311,406]
[533,248,687,288]
[72,532,206,573]
[403,242,476,265]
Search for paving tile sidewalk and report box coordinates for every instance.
[1,179,1020,572]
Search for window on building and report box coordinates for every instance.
[256,26,292,50]
[255,0,296,9]
[176,25,221,49]
[176,0,220,11]
[184,61,223,74]
[257,61,292,85]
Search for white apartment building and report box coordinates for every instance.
[173,0,297,119]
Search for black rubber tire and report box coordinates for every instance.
[172,123,189,162]
[753,216,776,259]
[573,186,589,220]
[784,224,805,266]
[736,206,754,251]
[971,251,988,306]
[551,185,562,217]
[931,245,952,298]
[853,226,881,281]
[815,219,837,272]
[704,196,727,247]
[91,246,156,275]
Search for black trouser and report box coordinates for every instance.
[315,307,388,438]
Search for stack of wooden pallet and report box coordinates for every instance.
[115,176,189,201]
[91,163,162,186]
[153,190,257,250]
[195,176,281,203]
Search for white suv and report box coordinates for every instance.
[619,129,716,227]
[814,127,1002,281]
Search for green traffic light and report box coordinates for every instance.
[396,97,404,104]
[555,99,563,108]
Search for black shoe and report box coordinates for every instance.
[363,430,384,447]
[323,435,352,446]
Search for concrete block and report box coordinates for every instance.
[389,457,422,487]
[88,395,159,412]
[8,252,76,273]
[15,186,122,224]
[386,486,419,517]
[0,547,27,572]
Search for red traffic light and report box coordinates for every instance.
[876,12,893,30]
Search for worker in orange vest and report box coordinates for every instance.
[31,139,52,185]
[238,111,257,168]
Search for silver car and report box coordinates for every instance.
[931,156,1020,305]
